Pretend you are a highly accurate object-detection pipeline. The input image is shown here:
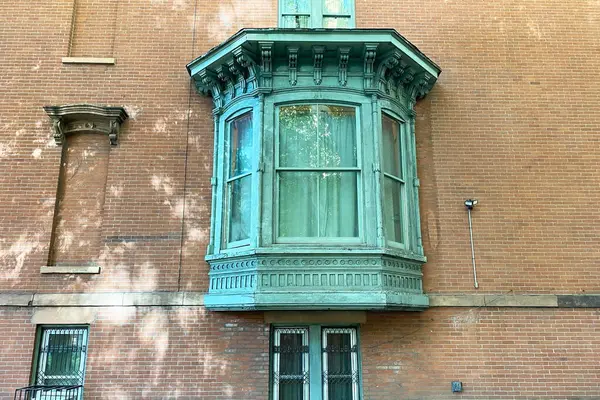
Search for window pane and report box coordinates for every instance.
[230,113,253,177]
[279,105,356,168]
[279,105,318,168]
[323,0,352,14]
[282,15,311,28]
[279,172,358,238]
[282,0,310,13]
[279,333,305,400]
[318,105,356,168]
[228,175,251,242]
[323,16,351,28]
[323,328,358,400]
[381,114,402,178]
[383,177,403,243]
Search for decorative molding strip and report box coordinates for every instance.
[2,293,600,309]
[43,104,128,146]
[40,265,101,274]
[61,57,116,65]
[429,294,558,308]
[0,292,205,307]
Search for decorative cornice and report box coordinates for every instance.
[43,104,128,146]
[187,29,441,111]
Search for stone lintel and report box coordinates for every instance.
[265,311,367,324]
[31,307,96,324]
[62,57,116,65]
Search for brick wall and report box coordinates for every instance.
[1,307,599,399]
[1,0,599,398]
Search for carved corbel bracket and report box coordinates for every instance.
[258,42,273,89]
[43,104,128,146]
[376,50,402,93]
[198,69,223,109]
[313,46,325,85]
[233,46,259,91]
[338,47,350,87]
[288,46,299,86]
[227,59,246,95]
[408,72,434,108]
[363,43,378,90]
[216,64,236,97]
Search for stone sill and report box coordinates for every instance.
[62,57,115,65]
[40,266,101,274]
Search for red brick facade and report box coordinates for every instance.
[1,0,599,398]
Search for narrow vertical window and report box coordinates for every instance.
[278,104,359,240]
[322,0,353,28]
[34,327,89,400]
[226,113,253,246]
[322,328,359,400]
[381,114,405,244]
[281,0,311,27]
[279,0,354,28]
[272,328,310,400]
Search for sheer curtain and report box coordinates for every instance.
[278,105,358,239]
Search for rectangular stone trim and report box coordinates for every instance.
[264,311,367,324]
[29,292,205,307]
[429,294,558,308]
[62,57,116,65]
[0,293,34,306]
[31,307,96,324]
[557,295,600,308]
[40,266,101,274]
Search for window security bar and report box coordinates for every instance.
[14,385,83,400]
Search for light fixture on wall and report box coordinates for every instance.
[464,199,479,289]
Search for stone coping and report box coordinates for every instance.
[0,292,599,308]
[40,266,101,274]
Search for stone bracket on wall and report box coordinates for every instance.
[43,104,129,146]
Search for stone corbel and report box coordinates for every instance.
[313,46,325,85]
[363,43,378,90]
[288,46,299,86]
[43,104,128,147]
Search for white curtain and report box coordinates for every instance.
[278,105,357,238]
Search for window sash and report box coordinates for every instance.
[35,327,88,400]
[275,104,360,242]
[322,328,359,400]
[224,113,253,248]
[273,328,310,400]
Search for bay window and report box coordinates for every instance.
[187,29,440,310]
